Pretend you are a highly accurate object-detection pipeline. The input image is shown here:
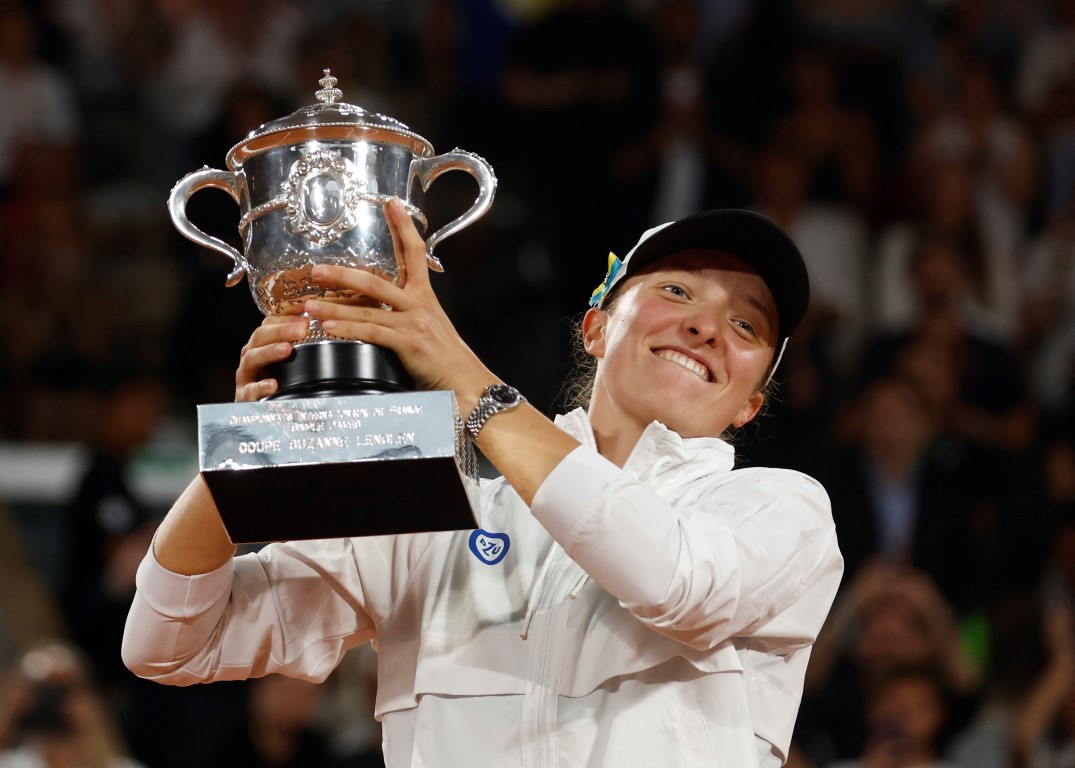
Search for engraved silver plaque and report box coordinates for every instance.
[198,391,479,543]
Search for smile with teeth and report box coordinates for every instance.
[655,350,710,382]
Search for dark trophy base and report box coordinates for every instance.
[264,340,414,398]
[196,341,477,544]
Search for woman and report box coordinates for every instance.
[122,199,843,767]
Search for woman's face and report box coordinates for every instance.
[584,250,778,439]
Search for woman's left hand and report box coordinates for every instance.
[303,197,494,401]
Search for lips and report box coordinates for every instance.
[655,349,711,382]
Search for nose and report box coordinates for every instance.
[686,314,719,346]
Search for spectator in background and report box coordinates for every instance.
[0,2,79,193]
[699,0,802,209]
[142,0,304,180]
[420,0,518,152]
[44,0,156,101]
[827,666,964,768]
[0,642,145,768]
[0,504,64,665]
[60,373,164,694]
[1017,0,1075,217]
[211,676,336,768]
[1042,504,1075,612]
[912,56,1038,257]
[609,0,824,234]
[0,147,97,441]
[642,0,710,222]
[770,45,881,214]
[500,0,657,289]
[859,234,1046,603]
[798,564,981,765]
[610,0,714,228]
[949,514,1075,768]
[862,232,1036,455]
[314,649,383,768]
[1020,196,1075,414]
[947,595,1050,768]
[873,158,1022,340]
[0,3,101,444]
[42,0,166,192]
[819,375,985,615]
[1009,602,1075,768]
[0,2,86,438]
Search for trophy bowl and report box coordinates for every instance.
[167,71,493,542]
[169,69,496,397]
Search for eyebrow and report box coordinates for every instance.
[742,293,777,330]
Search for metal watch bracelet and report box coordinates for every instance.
[464,383,526,441]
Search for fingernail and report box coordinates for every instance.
[275,343,291,354]
[321,320,337,331]
[311,265,327,278]
[306,300,321,312]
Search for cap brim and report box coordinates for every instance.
[619,209,809,339]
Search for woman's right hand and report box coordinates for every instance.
[235,314,309,402]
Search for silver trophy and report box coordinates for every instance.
[168,71,493,542]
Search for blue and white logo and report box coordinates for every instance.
[469,529,510,565]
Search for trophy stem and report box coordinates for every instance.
[264,340,414,399]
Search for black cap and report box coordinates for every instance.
[594,209,810,340]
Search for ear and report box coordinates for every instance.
[582,307,608,359]
[731,391,765,429]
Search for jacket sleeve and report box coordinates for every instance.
[530,445,843,650]
[121,535,417,685]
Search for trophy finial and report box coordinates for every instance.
[316,69,343,105]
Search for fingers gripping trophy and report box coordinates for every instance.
[168,71,495,543]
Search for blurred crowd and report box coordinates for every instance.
[3,0,1075,766]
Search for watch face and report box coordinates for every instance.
[489,384,518,405]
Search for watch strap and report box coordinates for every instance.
[464,384,526,441]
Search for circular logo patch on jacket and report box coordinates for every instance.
[469,529,510,565]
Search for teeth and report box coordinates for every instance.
[656,350,709,381]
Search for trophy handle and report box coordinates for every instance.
[411,149,497,272]
[168,167,248,287]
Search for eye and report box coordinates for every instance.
[733,318,759,338]
[662,283,688,299]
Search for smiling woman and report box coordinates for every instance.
[584,249,782,458]
[122,202,843,768]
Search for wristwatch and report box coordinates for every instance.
[465,383,526,440]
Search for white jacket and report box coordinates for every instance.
[122,409,843,767]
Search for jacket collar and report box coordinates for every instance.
[553,408,736,482]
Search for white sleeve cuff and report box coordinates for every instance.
[134,545,234,620]
[530,444,620,542]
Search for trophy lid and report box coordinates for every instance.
[225,70,434,170]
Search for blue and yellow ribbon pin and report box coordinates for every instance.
[589,252,623,307]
